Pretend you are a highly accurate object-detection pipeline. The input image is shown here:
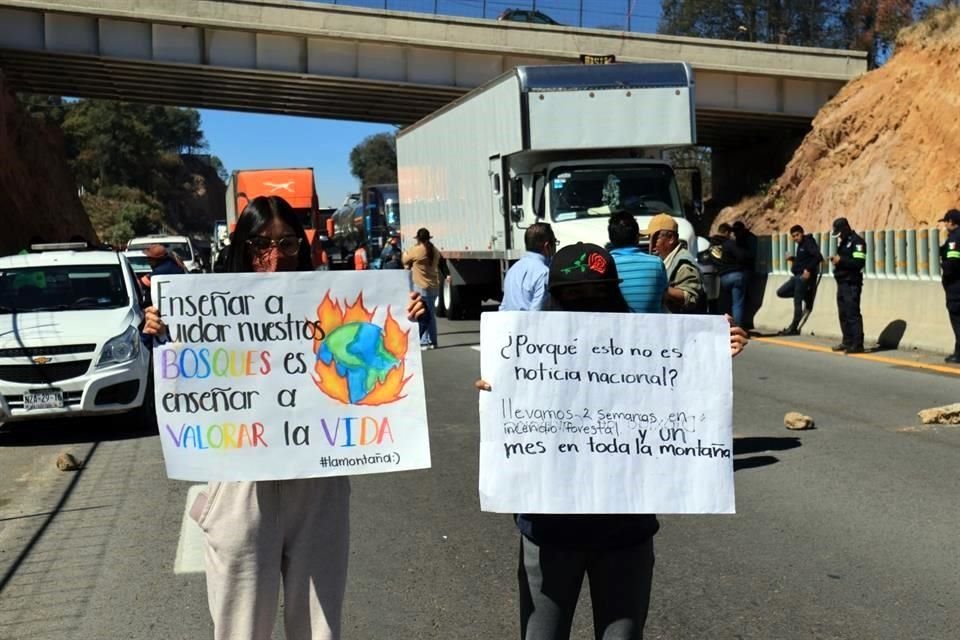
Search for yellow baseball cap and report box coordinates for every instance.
[644,213,678,236]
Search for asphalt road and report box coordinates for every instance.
[1,317,958,640]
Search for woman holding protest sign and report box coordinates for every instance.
[476,242,747,640]
[144,195,425,640]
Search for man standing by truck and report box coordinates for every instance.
[607,212,667,313]
[647,213,705,313]
[379,235,403,270]
[939,209,960,363]
[500,223,556,311]
[777,225,823,335]
[830,217,867,353]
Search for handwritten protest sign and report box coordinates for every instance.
[151,271,430,481]
[479,312,733,514]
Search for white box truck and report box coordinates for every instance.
[397,62,702,319]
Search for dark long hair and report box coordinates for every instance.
[544,281,629,313]
[225,196,313,273]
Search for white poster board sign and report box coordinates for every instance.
[479,312,733,514]
[151,271,430,481]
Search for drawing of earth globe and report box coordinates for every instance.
[317,322,400,404]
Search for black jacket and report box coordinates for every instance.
[516,513,659,551]
[735,230,758,272]
[833,231,866,283]
[792,234,822,276]
[152,256,185,276]
[714,238,749,276]
[941,227,960,299]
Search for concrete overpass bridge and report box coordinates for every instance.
[0,0,867,198]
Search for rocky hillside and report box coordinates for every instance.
[716,9,960,234]
[0,87,97,255]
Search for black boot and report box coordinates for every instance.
[946,353,960,364]
[831,343,848,352]
[845,344,865,354]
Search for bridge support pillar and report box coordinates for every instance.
[710,135,804,206]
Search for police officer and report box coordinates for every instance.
[939,209,960,363]
[829,217,867,353]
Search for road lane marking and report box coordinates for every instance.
[755,337,960,376]
[173,484,206,575]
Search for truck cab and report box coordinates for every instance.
[513,157,697,253]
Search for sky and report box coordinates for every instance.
[198,109,396,207]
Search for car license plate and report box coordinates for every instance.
[24,390,64,410]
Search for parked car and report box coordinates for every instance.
[0,242,151,424]
[122,250,153,279]
[497,8,561,25]
[126,234,201,273]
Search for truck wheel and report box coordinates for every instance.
[444,279,466,320]
[444,281,482,320]
[462,291,482,320]
[437,279,449,318]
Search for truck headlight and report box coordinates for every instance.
[97,325,141,368]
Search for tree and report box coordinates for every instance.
[658,0,919,64]
[15,93,223,241]
[210,155,229,182]
[62,101,161,192]
[659,0,851,48]
[83,186,164,246]
[844,0,917,67]
[349,132,397,186]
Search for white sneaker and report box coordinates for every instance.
[420,345,435,351]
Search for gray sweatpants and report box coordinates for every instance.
[518,535,655,640]
[192,477,351,640]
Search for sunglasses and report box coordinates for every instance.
[247,236,302,257]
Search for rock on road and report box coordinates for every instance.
[0,317,958,639]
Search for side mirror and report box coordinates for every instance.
[690,170,703,217]
[509,178,524,223]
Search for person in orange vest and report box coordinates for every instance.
[353,244,368,271]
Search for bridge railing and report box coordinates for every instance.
[763,229,948,281]
[301,0,661,33]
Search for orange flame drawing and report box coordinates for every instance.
[311,291,412,406]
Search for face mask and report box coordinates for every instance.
[251,248,298,273]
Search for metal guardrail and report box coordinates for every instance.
[765,229,948,281]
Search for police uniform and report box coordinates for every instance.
[833,229,867,351]
[940,224,960,361]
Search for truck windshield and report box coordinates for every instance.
[548,165,682,222]
[384,200,400,228]
[0,265,129,313]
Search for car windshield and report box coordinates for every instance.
[165,243,193,261]
[0,265,129,313]
[548,165,682,222]
[125,255,152,272]
[128,241,193,262]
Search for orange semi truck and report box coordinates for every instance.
[225,168,331,267]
